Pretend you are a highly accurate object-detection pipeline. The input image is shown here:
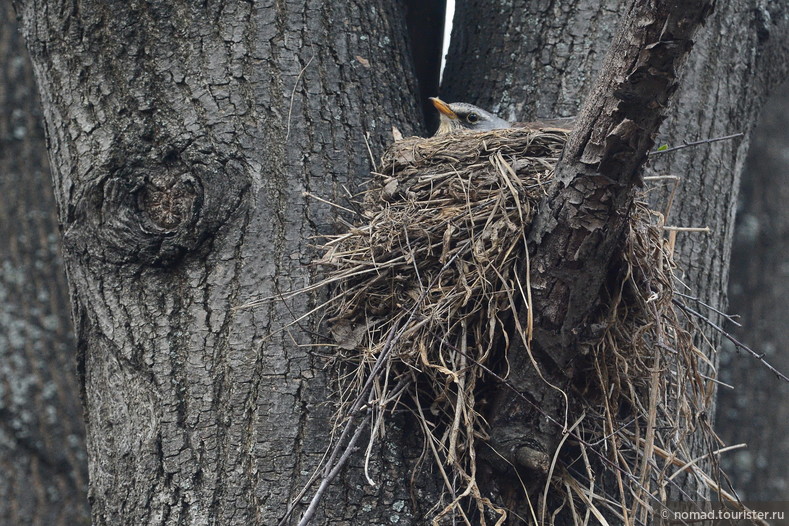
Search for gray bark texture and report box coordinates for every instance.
[10,0,789,523]
[0,3,89,525]
[13,1,430,524]
[718,79,789,500]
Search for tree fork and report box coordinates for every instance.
[530,0,715,363]
[484,0,716,503]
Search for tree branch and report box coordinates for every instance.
[528,0,716,369]
[483,0,717,494]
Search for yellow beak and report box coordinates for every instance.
[429,97,457,120]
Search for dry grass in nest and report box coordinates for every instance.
[308,128,727,525]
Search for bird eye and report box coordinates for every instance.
[466,113,480,124]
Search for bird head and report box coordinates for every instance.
[429,97,511,136]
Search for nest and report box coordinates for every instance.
[323,128,561,356]
[313,128,723,525]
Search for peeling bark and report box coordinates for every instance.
[529,0,714,368]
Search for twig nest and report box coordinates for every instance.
[320,128,569,363]
[371,128,568,205]
[315,126,714,524]
[317,128,570,523]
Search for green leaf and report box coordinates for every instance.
[657,144,668,151]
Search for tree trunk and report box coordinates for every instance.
[718,79,789,501]
[14,1,436,524]
[0,4,89,525]
[13,0,789,524]
[649,2,789,499]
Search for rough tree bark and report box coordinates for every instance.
[718,80,789,500]
[528,0,714,374]
[13,1,436,524]
[443,0,789,506]
[12,0,789,524]
[0,4,89,525]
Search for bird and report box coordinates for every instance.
[429,97,575,136]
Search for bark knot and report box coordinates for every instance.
[139,172,200,231]
[65,147,248,267]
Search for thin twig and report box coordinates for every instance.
[674,299,789,382]
[363,131,378,172]
[303,191,358,215]
[287,241,473,526]
[297,415,371,526]
[666,443,747,482]
[286,53,316,141]
[662,225,710,233]
[648,133,744,155]
[674,291,741,327]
